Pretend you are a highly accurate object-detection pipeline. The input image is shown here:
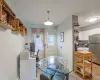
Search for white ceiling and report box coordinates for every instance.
[6,0,100,27]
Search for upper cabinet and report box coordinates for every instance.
[0,0,27,36]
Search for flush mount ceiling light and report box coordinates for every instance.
[44,11,53,26]
[87,16,99,22]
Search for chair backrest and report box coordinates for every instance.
[36,49,40,62]
[37,49,40,57]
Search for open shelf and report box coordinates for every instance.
[77,62,91,68]
[0,22,13,29]
[2,0,15,17]
[76,71,92,79]
[76,69,91,76]
[0,0,27,36]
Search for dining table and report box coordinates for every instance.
[37,56,73,80]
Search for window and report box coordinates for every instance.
[48,35,55,46]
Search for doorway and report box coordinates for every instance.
[45,28,57,57]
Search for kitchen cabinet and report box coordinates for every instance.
[75,51,93,79]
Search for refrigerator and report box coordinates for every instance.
[89,34,100,65]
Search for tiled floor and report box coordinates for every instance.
[37,70,100,80]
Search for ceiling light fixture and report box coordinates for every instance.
[44,11,53,26]
[87,16,99,22]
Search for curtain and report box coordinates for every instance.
[32,28,45,51]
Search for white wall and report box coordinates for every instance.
[0,29,25,80]
[57,16,73,71]
[79,23,100,40]
[25,27,32,43]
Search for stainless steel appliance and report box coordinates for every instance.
[89,34,100,65]
[30,42,35,52]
